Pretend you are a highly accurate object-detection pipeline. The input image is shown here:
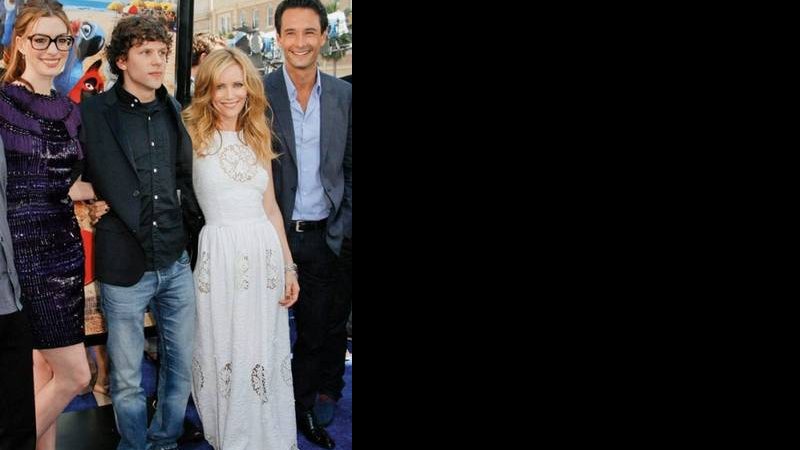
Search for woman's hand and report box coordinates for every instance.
[280,271,299,307]
[68,180,96,201]
[88,201,110,225]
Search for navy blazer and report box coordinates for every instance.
[79,84,203,286]
[264,69,352,255]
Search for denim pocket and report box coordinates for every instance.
[177,250,191,265]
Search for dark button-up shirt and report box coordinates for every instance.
[116,84,185,270]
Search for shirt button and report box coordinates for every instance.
[133,190,140,197]
[153,221,158,227]
[154,195,159,200]
[151,142,155,147]
[130,103,135,108]
[153,168,158,173]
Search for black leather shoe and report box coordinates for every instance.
[298,410,336,449]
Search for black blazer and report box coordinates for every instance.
[264,69,352,255]
[79,85,203,286]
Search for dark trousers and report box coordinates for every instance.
[320,236,351,400]
[0,310,36,450]
[289,228,349,412]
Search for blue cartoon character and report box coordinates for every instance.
[54,20,106,96]
[1,0,17,48]
[0,1,6,46]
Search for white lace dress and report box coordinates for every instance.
[191,131,298,450]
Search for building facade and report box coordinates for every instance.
[193,0,351,76]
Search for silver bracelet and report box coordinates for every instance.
[285,263,298,274]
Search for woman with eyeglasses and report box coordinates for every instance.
[0,1,93,449]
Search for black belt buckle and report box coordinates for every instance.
[294,219,325,232]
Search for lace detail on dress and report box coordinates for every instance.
[219,142,257,182]
[197,251,211,293]
[219,363,232,399]
[251,364,270,404]
[266,249,280,290]
[193,358,205,391]
[237,253,250,290]
[281,354,294,388]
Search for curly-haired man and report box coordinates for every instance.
[79,15,203,450]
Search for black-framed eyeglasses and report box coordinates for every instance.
[27,34,74,51]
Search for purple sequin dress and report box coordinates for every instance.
[0,84,85,349]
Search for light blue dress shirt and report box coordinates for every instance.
[283,66,331,221]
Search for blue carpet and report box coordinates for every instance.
[64,391,97,412]
[65,349,352,450]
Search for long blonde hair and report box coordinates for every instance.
[182,48,275,165]
[1,0,70,86]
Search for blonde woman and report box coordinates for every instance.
[183,48,300,450]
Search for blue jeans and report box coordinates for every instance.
[100,251,196,450]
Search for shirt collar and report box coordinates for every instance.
[116,81,168,110]
[282,65,322,100]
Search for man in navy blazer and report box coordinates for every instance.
[264,1,351,448]
[79,16,203,450]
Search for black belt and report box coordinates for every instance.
[290,219,327,232]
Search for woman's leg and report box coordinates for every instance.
[33,344,91,450]
[93,346,110,395]
[32,351,54,450]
